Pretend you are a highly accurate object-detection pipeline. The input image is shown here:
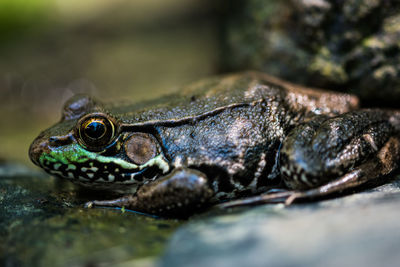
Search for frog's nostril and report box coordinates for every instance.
[49,137,58,145]
[49,135,73,147]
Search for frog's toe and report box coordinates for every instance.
[83,195,135,209]
[217,191,294,209]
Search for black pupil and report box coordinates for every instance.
[85,121,106,139]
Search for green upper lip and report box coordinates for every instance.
[36,142,170,183]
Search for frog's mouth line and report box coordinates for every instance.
[40,160,162,184]
[38,144,170,185]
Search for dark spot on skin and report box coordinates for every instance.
[196,165,234,193]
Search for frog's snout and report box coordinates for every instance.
[29,132,73,166]
[29,133,51,166]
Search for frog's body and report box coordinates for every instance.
[29,72,400,216]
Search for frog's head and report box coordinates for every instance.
[29,95,170,192]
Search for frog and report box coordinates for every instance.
[29,71,400,216]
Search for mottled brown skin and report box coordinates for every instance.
[29,72,400,216]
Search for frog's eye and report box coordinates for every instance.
[125,133,157,165]
[78,114,115,150]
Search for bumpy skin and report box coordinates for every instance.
[29,72,400,216]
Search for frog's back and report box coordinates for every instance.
[108,72,359,126]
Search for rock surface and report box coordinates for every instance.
[0,162,181,267]
[160,177,400,267]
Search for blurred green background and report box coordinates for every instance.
[0,0,221,165]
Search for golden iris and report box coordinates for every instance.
[78,115,115,150]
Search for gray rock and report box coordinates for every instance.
[160,178,400,267]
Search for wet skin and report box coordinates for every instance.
[29,72,400,216]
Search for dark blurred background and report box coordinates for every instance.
[0,0,223,164]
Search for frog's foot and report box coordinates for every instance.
[84,195,134,209]
[218,190,293,209]
[281,110,400,187]
[219,163,381,209]
[85,168,214,217]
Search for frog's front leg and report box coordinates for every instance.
[221,110,400,208]
[85,168,214,216]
